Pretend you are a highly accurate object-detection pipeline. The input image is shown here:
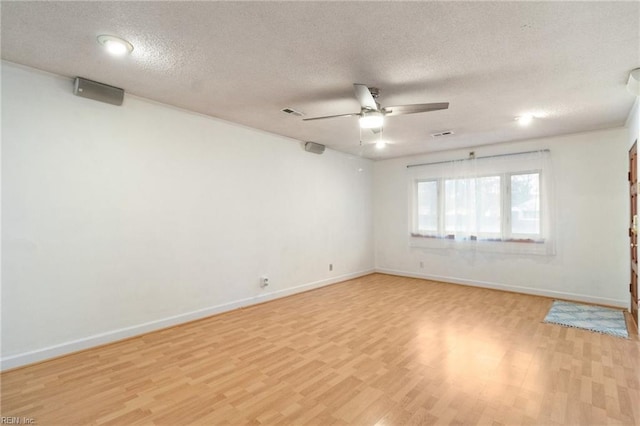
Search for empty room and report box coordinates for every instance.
[1,1,639,425]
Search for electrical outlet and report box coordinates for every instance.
[260,276,269,288]
[329,264,333,271]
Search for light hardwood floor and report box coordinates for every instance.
[1,273,639,425]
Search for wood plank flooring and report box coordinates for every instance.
[1,273,639,425]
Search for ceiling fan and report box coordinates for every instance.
[303,84,449,132]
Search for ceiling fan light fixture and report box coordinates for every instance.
[359,111,384,129]
[97,35,134,56]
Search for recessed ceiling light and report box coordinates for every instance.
[516,114,534,126]
[97,35,133,56]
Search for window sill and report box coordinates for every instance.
[409,234,554,255]
[410,233,544,244]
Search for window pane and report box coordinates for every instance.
[417,181,437,232]
[444,178,475,234]
[444,177,501,236]
[511,173,540,235]
[476,176,501,234]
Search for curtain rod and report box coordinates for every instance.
[406,149,550,169]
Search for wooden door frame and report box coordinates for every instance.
[629,140,638,330]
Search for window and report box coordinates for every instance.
[510,173,540,237]
[417,180,438,233]
[413,172,541,241]
[409,150,554,255]
[444,175,502,239]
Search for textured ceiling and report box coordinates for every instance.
[2,1,639,160]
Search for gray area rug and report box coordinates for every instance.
[543,300,629,339]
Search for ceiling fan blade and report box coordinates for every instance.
[382,102,449,116]
[302,112,359,121]
[353,84,378,110]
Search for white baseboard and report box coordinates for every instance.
[0,269,374,371]
[375,268,628,308]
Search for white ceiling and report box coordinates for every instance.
[2,1,639,160]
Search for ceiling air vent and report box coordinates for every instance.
[281,107,304,117]
[431,130,455,138]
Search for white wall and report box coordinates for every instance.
[374,128,629,307]
[1,62,374,369]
